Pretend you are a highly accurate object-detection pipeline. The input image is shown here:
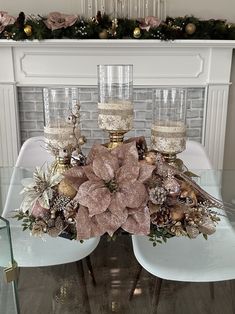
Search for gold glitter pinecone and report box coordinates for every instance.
[149,186,167,205]
[151,207,171,227]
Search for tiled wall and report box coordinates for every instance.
[18,87,205,153]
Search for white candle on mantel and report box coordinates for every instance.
[151,121,186,154]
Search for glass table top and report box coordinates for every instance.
[1,166,235,314]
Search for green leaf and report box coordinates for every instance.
[203,234,208,240]
[153,242,157,247]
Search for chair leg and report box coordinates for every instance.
[229,280,235,314]
[85,255,96,286]
[151,277,163,314]
[209,282,215,299]
[129,264,143,300]
[76,260,92,314]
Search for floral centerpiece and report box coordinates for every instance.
[15,137,222,245]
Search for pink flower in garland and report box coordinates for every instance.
[74,142,155,239]
[44,12,78,31]
[0,11,16,33]
[139,16,161,31]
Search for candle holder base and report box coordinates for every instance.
[163,153,186,172]
[51,156,72,175]
[107,131,125,150]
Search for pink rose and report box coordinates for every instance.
[44,12,78,31]
[0,11,16,33]
[139,16,161,32]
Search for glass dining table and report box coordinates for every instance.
[1,166,235,314]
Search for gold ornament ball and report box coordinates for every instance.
[58,178,77,199]
[24,25,33,36]
[78,135,87,145]
[133,27,141,39]
[99,29,109,39]
[170,206,185,221]
[185,23,196,35]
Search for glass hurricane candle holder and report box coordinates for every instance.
[43,87,81,174]
[151,88,187,166]
[97,64,133,149]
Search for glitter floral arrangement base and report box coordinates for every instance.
[14,137,223,245]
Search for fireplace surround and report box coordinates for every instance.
[0,39,234,169]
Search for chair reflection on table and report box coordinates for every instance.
[2,136,100,313]
[130,141,235,313]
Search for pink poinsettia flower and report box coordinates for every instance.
[75,141,155,239]
[139,16,161,31]
[0,11,16,33]
[44,12,78,31]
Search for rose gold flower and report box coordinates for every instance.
[139,16,161,32]
[75,141,155,239]
[31,200,50,220]
[0,11,16,33]
[44,12,78,31]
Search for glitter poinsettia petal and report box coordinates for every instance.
[122,206,150,235]
[138,162,156,183]
[92,148,119,181]
[119,181,148,209]
[116,163,140,184]
[75,206,104,240]
[64,166,87,190]
[95,210,124,236]
[111,141,139,164]
[83,165,100,182]
[77,181,111,216]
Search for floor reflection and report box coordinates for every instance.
[15,236,235,314]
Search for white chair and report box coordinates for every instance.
[1,137,100,312]
[130,140,235,312]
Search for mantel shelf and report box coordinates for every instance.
[0,39,235,48]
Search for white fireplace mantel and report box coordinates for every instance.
[0,39,234,168]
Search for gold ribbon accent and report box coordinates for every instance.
[151,130,186,138]
[98,109,133,116]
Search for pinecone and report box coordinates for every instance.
[46,218,55,228]
[185,208,203,226]
[169,221,187,237]
[51,195,71,213]
[55,216,65,231]
[31,220,47,236]
[149,186,167,205]
[151,207,171,227]
[47,227,61,238]
[47,216,65,238]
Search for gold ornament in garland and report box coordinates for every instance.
[24,24,32,36]
[99,29,109,39]
[185,23,196,35]
[133,27,141,39]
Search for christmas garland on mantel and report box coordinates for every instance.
[1,11,235,41]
